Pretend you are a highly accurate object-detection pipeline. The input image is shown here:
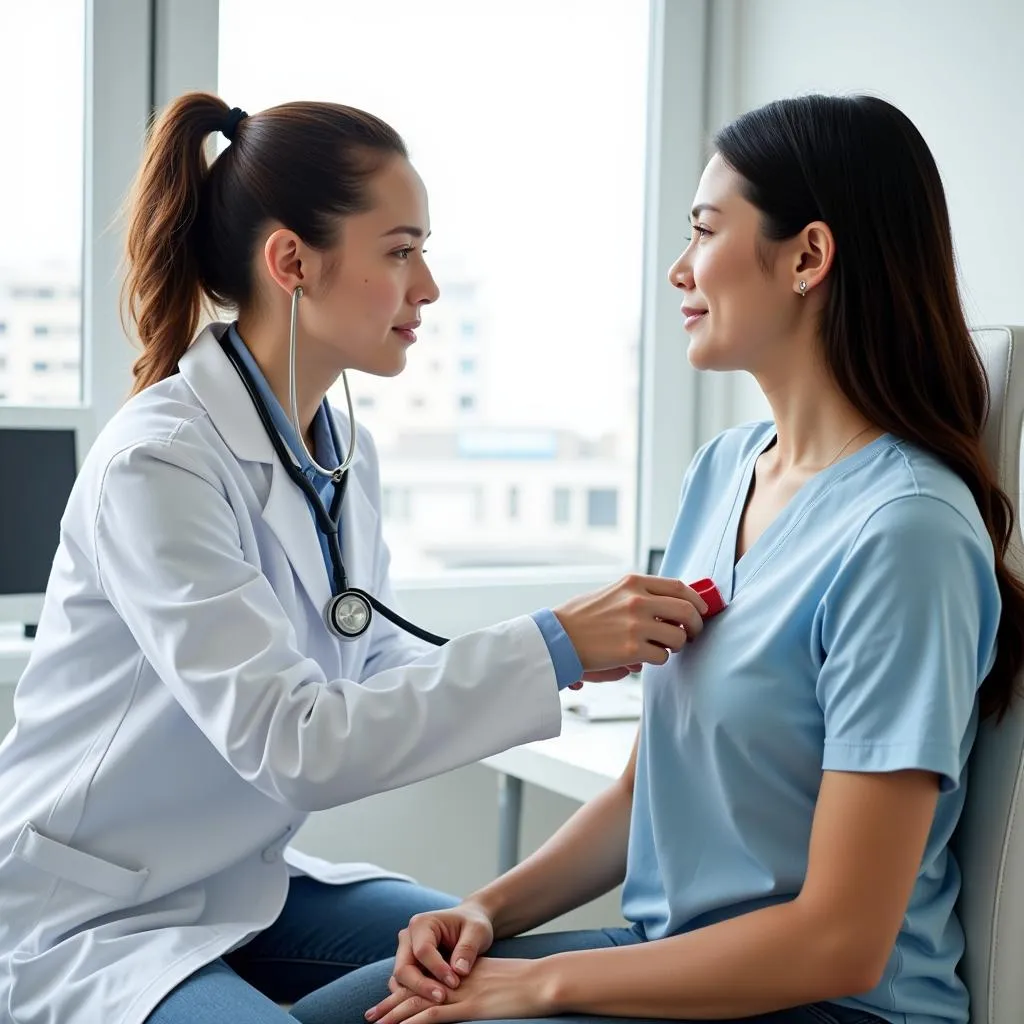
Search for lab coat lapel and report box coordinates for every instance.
[180,323,332,617]
[261,461,333,616]
[178,323,272,465]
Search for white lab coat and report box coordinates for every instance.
[0,323,563,1024]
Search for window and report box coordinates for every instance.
[382,486,411,522]
[553,487,572,525]
[0,1,85,406]
[219,0,647,576]
[587,488,619,528]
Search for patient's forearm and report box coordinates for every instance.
[469,775,633,939]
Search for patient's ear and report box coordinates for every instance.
[787,221,835,298]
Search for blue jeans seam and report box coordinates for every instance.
[233,954,369,970]
[804,1003,879,1024]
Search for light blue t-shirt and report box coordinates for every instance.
[622,422,1000,1024]
[224,324,582,687]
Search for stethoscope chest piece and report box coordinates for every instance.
[325,590,373,641]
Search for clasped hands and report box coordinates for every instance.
[364,902,557,1024]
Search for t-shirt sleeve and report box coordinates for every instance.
[815,495,1000,791]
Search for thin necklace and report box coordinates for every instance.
[823,424,875,469]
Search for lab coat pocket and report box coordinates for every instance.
[12,822,150,901]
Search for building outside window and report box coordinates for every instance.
[0,1,84,407]
[586,488,619,528]
[553,487,572,525]
[220,0,646,576]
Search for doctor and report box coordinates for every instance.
[0,92,709,1024]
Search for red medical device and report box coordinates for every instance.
[689,577,726,619]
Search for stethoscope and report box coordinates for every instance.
[219,287,449,647]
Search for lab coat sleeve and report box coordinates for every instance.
[92,439,562,812]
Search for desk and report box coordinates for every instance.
[481,713,638,873]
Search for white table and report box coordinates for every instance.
[481,712,638,873]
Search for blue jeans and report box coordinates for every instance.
[146,876,459,1022]
[290,928,886,1024]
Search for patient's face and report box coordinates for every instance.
[667,153,800,375]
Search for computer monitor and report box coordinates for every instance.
[646,547,665,575]
[0,406,95,631]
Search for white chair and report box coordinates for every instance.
[954,325,1024,1024]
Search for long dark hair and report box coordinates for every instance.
[122,92,407,394]
[715,94,1023,721]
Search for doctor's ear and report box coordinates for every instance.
[262,228,322,297]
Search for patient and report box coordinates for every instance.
[290,94,1024,1024]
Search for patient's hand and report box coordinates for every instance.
[368,958,549,1024]
[371,902,495,1013]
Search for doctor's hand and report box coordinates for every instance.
[554,573,707,673]
[370,901,496,1015]
[565,663,643,690]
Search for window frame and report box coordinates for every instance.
[87,0,714,628]
[83,0,154,418]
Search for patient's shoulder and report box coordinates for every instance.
[683,420,774,489]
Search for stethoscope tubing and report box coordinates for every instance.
[219,333,449,647]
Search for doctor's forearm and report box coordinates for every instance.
[470,778,633,939]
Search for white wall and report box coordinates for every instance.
[705,0,1024,427]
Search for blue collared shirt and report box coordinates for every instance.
[225,323,582,688]
[227,323,339,580]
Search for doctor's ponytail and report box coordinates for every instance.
[123,93,228,395]
[122,91,407,395]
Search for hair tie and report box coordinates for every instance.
[221,107,248,142]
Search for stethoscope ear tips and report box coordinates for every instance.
[325,591,373,641]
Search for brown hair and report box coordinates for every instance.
[715,94,1024,721]
[122,91,407,395]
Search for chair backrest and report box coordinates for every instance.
[955,326,1024,1024]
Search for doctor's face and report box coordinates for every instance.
[303,157,440,377]
[667,153,802,375]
